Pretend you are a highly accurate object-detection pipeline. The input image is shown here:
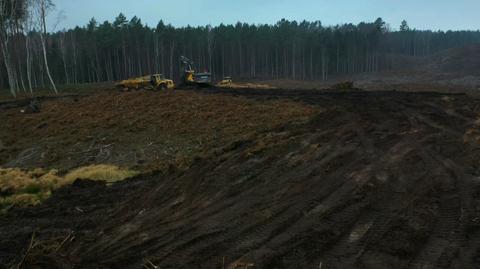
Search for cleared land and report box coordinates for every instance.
[1,85,480,268]
[0,89,316,171]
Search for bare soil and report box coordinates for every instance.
[0,89,316,172]
[1,86,480,268]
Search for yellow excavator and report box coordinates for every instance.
[115,74,175,91]
[180,56,212,87]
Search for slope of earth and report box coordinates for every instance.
[423,44,480,89]
[2,88,480,269]
[424,44,480,76]
[0,90,316,172]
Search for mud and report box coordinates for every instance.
[1,88,480,268]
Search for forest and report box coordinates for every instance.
[2,0,480,96]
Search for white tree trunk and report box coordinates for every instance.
[39,30,57,93]
[38,0,57,93]
[25,33,33,93]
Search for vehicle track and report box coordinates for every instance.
[1,89,480,268]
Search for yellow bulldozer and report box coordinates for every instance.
[217,76,233,86]
[115,74,175,91]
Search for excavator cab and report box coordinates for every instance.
[194,73,212,86]
[151,74,165,84]
[151,74,175,90]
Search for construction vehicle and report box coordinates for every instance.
[217,76,233,86]
[180,56,212,87]
[115,74,175,91]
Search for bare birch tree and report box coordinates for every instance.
[23,0,35,93]
[34,0,57,93]
[207,25,215,77]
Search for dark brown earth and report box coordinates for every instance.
[2,87,480,269]
[0,89,316,172]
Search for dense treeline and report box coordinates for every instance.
[2,8,480,95]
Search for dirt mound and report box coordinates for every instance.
[1,89,480,268]
[424,44,480,75]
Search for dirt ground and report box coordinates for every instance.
[0,89,316,172]
[1,85,480,268]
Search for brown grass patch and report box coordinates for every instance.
[0,90,318,171]
[0,165,138,212]
[218,82,276,89]
[64,164,139,183]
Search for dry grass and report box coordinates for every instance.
[0,168,61,211]
[218,82,276,89]
[64,164,139,183]
[0,165,138,212]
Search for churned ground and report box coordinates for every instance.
[0,89,317,171]
[1,86,480,268]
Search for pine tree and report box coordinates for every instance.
[400,20,410,32]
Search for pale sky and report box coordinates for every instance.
[48,0,480,31]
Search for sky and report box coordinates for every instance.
[48,0,480,32]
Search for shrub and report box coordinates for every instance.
[331,81,354,90]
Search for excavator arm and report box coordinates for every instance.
[180,56,194,72]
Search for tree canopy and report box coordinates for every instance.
[1,14,480,92]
